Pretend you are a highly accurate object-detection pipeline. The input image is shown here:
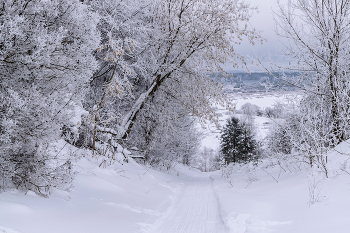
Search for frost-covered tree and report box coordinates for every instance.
[266,98,333,176]
[240,102,260,133]
[275,0,350,144]
[117,0,262,140]
[270,0,350,176]
[0,0,100,196]
[80,0,262,166]
[220,117,257,164]
[81,0,154,154]
[266,120,293,155]
[126,86,201,170]
[286,98,332,175]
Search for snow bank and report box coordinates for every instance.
[0,151,183,233]
[211,139,350,233]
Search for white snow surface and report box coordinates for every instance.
[2,147,350,233]
[144,172,226,233]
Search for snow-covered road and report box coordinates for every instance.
[149,175,227,233]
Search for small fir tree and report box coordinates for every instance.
[220,116,257,164]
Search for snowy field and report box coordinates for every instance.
[201,91,289,150]
[1,92,350,233]
[228,92,290,109]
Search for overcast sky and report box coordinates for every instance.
[223,0,288,71]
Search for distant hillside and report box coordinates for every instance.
[213,72,301,93]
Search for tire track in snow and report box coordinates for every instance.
[145,176,227,233]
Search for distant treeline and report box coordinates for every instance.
[212,72,301,93]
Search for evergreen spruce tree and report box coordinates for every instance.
[220,116,257,164]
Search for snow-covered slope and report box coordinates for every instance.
[0,154,182,233]
[212,165,350,233]
[1,145,350,233]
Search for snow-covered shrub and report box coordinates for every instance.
[307,172,324,206]
[221,161,261,188]
[266,100,333,177]
[265,120,293,155]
